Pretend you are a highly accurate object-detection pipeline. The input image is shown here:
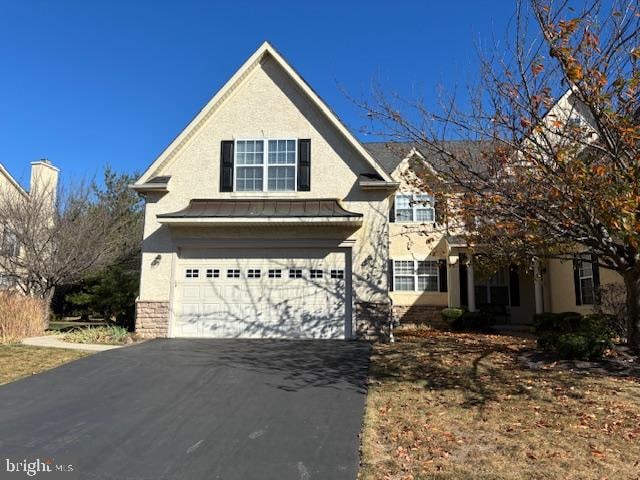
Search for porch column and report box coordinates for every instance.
[533,260,544,314]
[467,256,476,312]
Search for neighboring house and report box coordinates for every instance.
[132,43,623,339]
[0,159,59,287]
[132,42,398,339]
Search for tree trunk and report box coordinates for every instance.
[42,287,55,331]
[623,268,640,353]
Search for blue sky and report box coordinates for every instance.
[0,0,513,186]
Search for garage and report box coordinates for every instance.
[171,248,350,339]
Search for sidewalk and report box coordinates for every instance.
[22,335,124,352]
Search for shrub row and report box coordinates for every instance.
[534,312,614,360]
[441,308,492,332]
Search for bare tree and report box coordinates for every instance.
[361,0,640,350]
[0,168,142,325]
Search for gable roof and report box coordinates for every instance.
[135,42,393,185]
[363,141,489,176]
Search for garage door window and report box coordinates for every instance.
[310,269,323,279]
[227,269,240,278]
[206,269,220,278]
[268,269,282,278]
[185,268,199,278]
[289,269,302,278]
[330,269,344,279]
[248,269,261,278]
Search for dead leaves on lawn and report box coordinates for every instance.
[359,329,640,480]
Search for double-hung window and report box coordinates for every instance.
[394,194,435,223]
[393,260,439,292]
[235,139,296,192]
[578,261,595,305]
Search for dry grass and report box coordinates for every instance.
[360,328,640,480]
[0,345,89,385]
[0,292,46,343]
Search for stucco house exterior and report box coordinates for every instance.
[365,140,624,329]
[132,42,623,339]
[0,159,59,287]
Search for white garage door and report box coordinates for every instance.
[171,248,349,339]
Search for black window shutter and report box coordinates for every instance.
[573,259,582,305]
[434,196,445,224]
[389,197,395,223]
[438,259,448,292]
[297,139,311,191]
[388,259,394,292]
[591,254,601,300]
[509,265,520,307]
[220,140,234,192]
[459,254,468,306]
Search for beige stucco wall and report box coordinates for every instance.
[139,53,390,305]
[545,258,623,314]
[388,222,449,306]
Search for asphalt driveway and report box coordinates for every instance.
[0,339,371,480]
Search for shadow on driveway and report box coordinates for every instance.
[0,339,371,480]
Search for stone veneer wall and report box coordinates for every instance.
[392,305,447,328]
[355,302,391,341]
[135,300,170,338]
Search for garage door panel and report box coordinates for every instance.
[173,249,347,339]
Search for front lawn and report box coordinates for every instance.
[0,345,89,385]
[360,329,640,480]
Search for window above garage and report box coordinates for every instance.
[220,139,311,193]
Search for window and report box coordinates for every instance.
[417,261,439,291]
[268,269,282,278]
[185,268,199,278]
[206,269,220,278]
[394,194,435,223]
[1,229,19,258]
[393,260,439,292]
[393,261,415,291]
[267,140,296,191]
[0,273,15,289]
[248,269,261,278]
[289,269,302,279]
[578,261,595,305]
[330,269,344,279]
[235,139,296,192]
[310,269,323,279]
[227,269,240,278]
[235,140,264,191]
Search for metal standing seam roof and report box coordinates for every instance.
[157,199,364,219]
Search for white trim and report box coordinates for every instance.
[173,238,356,249]
[158,216,363,226]
[391,258,440,292]
[0,163,27,197]
[167,251,177,338]
[134,41,392,185]
[234,138,297,192]
[393,193,435,223]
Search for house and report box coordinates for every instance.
[132,43,624,339]
[363,88,625,327]
[0,159,59,286]
[131,42,398,339]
